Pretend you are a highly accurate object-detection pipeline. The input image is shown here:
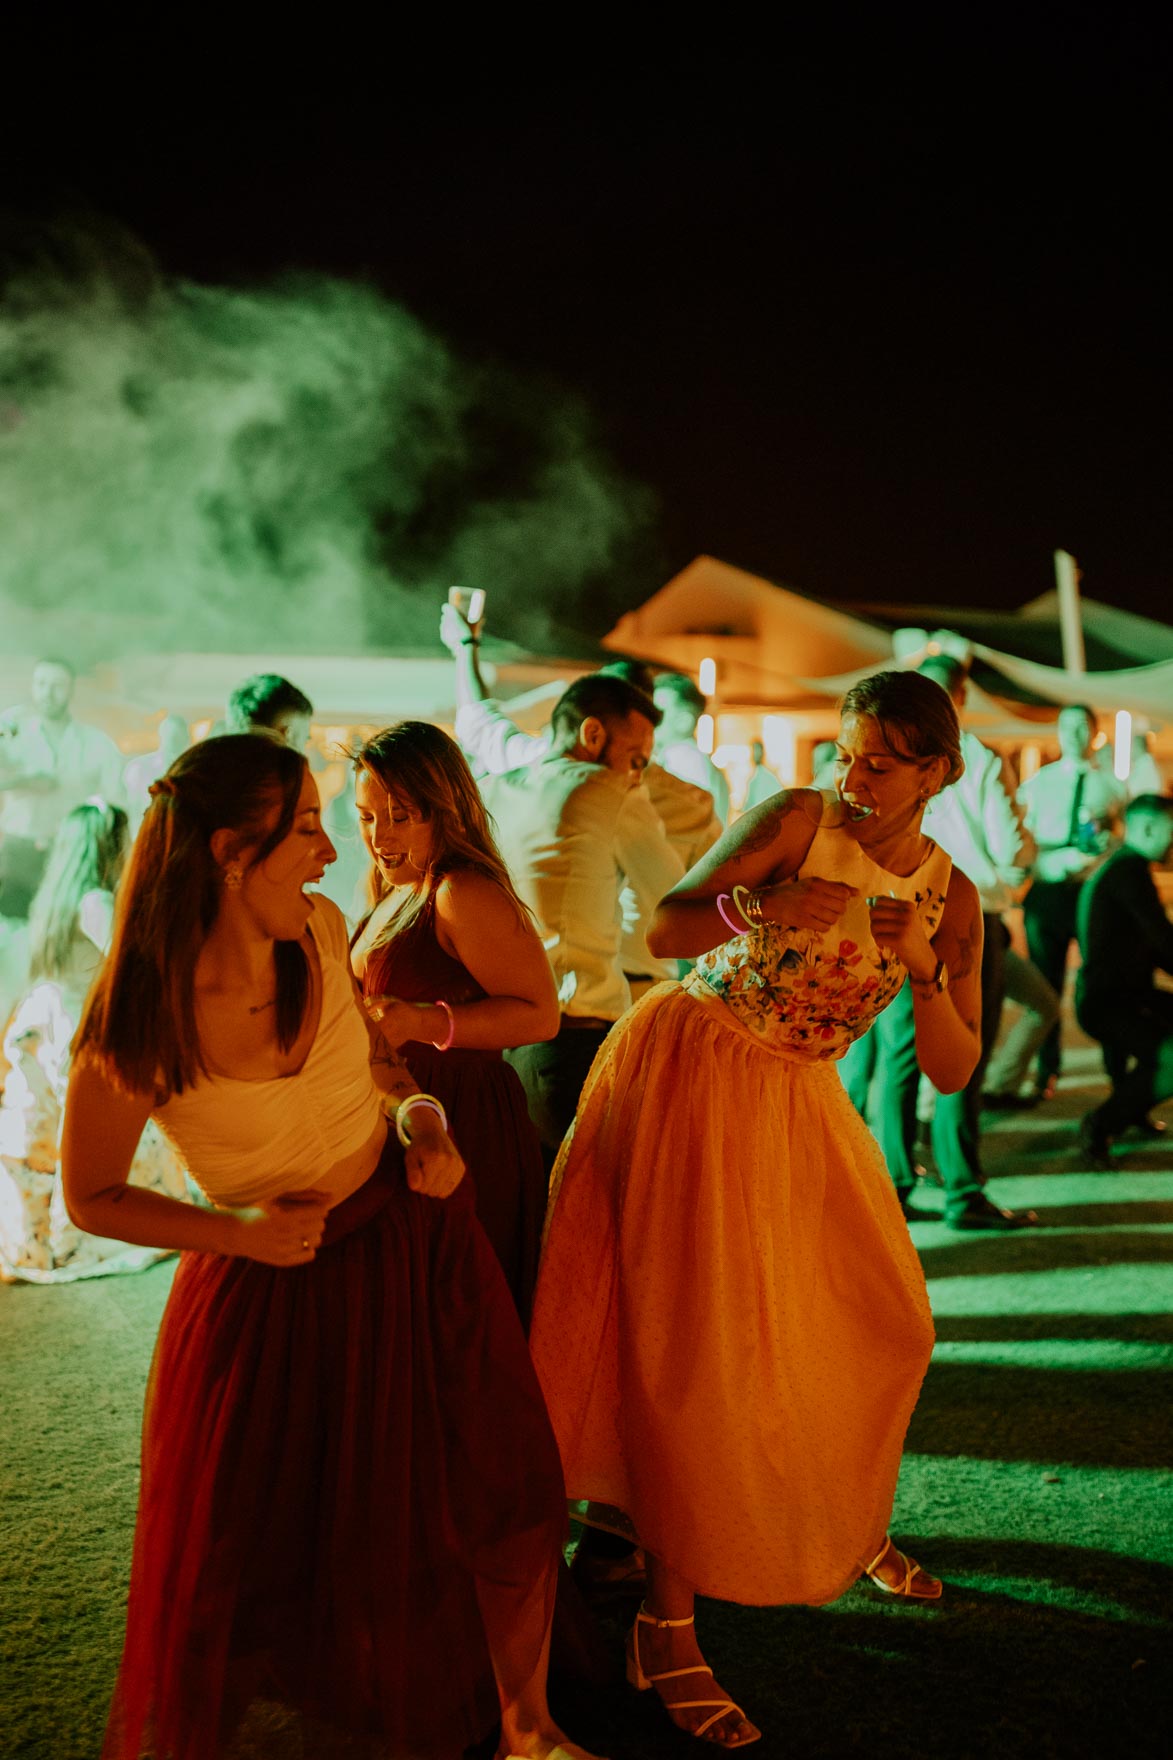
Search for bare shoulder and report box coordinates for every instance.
[734,786,822,854]
[69,1045,154,1118]
[941,866,981,923]
[436,867,524,926]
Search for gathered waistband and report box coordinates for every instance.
[679,969,841,1071]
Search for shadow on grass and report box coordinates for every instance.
[919,1229,1173,1276]
[547,1540,1173,1760]
[908,1365,1173,1467]
[935,1311,1173,1344]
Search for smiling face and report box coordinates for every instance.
[354,767,435,886]
[834,713,945,834]
[235,768,337,939]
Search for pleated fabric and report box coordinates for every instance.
[530,976,935,1608]
[105,1142,564,1760]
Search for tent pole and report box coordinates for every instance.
[1054,549,1087,676]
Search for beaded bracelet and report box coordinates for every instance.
[396,1093,448,1147]
[432,999,456,1051]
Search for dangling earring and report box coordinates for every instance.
[224,862,243,891]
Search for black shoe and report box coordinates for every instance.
[899,1192,937,1222]
[947,1193,1038,1231]
[1078,1113,1114,1170]
[981,1091,1040,1112]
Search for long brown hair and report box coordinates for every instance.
[76,734,310,1096]
[353,721,530,945]
[28,801,129,982]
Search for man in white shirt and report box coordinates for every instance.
[652,672,730,826]
[477,672,664,1164]
[918,656,1039,1226]
[841,656,1038,1229]
[744,739,783,810]
[0,659,125,919]
[1018,703,1124,1098]
[123,714,190,832]
[441,608,717,997]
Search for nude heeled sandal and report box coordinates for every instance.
[625,1606,761,1749]
[862,1535,943,1600]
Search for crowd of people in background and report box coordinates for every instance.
[2,618,1171,1757]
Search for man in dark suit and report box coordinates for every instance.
[1076,794,1173,1166]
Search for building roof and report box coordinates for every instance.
[603,555,1173,727]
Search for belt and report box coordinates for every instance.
[559,1014,614,1032]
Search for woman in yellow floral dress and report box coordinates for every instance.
[529,671,984,1749]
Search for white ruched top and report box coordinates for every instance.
[154,896,384,1209]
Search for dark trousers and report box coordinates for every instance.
[505,1018,612,1172]
[840,914,1005,1216]
[1076,986,1173,1136]
[1022,879,1083,1086]
[839,979,920,1195]
[930,914,1006,1213]
[0,835,48,921]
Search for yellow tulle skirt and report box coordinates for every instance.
[529,976,935,1606]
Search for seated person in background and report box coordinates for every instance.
[1075,793,1173,1167]
[0,802,186,1282]
[226,672,313,751]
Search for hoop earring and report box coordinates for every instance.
[224,862,243,891]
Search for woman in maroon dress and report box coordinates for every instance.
[61,733,595,1760]
[350,721,558,1326]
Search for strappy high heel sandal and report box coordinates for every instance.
[862,1535,943,1600]
[625,1605,760,1749]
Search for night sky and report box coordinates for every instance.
[7,24,1171,633]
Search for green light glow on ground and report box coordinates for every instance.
[2,1040,1170,1755]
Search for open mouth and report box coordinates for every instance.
[380,853,408,870]
[843,801,874,821]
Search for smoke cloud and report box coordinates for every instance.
[0,215,655,662]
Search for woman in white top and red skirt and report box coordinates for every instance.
[62,734,597,1760]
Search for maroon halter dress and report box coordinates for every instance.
[359,892,548,1326]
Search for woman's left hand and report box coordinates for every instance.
[404,1115,466,1198]
[866,895,936,982]
[365,994,435,1049]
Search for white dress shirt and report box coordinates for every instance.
[479,757,678,1020]
[0,712,126,844]
[457,700,684,982]
[922,730,1035,913]
[657,738,730,825]
[1018,756,1124,884]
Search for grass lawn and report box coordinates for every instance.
[2,1040,1171,1758]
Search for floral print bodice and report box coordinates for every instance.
[694,797,952,1060]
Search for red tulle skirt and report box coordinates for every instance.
[104,1141,565,1760]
